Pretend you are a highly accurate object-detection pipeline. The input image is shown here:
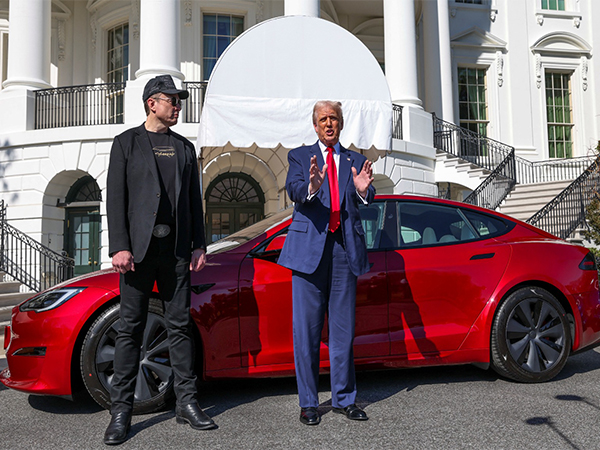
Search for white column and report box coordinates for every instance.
[2,0,51,90]
[422,0,454,123]
[285,0,320,17]
[384,0,421,107]
[135,0,184,80]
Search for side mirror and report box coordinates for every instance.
[265,234,286,252]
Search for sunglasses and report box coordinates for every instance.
[155,97,182,107]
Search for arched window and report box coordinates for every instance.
[206,173,264,244]
[66,175,102,203]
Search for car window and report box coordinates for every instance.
[207,208,292,254]
[461,209,512,238]
[359,203,386,250]
[397,202,478,248]
[359,201,398,250]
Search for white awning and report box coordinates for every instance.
[197,15,392,151]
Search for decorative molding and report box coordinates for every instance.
[535,54,542,89]
[58,19,66,61]
[451,27,507,52]
[131,0,140,39]
[255,0,264,23]
[530,32,592,58]
[581,56,588,91]
[536,14,544,26]
[573,16,581,28]
[90,13,97,51]
[490,8,498,22]
[450,8,457,18]
[496,51,503,87]
[184,1,193,27]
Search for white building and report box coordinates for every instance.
[0,0,598,283]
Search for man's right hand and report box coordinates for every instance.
[309,155,328,195]
[112,250,135,273]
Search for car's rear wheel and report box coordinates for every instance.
[491,286,571,383]
[80,298,174,414]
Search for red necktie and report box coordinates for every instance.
[326,146,340,232]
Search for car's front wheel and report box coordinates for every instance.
[491,286,571,383]
[80,298,174,414]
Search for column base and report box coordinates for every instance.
[0,89,37,132]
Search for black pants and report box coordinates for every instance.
[110,234,197,413]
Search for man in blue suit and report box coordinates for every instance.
[278,100,375,425]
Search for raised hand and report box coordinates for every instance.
[309,154,328,195]
[352,160,374,198]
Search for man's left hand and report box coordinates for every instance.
[190,248,207,272]
[352,160,374,198]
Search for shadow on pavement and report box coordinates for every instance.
[28,389,104,415]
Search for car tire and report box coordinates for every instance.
[491,286,571,383]
[80,298,175,414]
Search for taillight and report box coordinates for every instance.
[579,252,598,271]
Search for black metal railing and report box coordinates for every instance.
[0,200,74,292]
[433,115,513,172]
[527,154,600,239]
[35,83,127,129]
[182,81,207,123]
[392,104,403,140]
[463,148,516,210]
[515,155,597,185]
[433,115,516,210]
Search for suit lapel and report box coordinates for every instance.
[135,125,160,185]
[173,134,185,206]
[310,142,330,208]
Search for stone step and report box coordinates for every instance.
[0,305,15,324]
[0,281,22,295]
[0,291,34,308]
[509,181,572,193]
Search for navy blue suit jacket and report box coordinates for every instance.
[278,142,375,277]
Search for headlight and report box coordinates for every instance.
[19,287,86,312]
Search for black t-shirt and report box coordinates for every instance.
[147,130,176,226]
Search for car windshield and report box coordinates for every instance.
[207,208,293,254]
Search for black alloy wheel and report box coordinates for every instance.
[491,286,571,383]
[80,298,174,414]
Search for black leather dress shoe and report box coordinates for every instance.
[333,404,368,421]
[299,407,321,425]
[176,402,218,430]
[103,411,132,445]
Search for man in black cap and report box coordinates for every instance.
[104,74,216,445]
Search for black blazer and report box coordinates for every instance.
[107,124,206,262]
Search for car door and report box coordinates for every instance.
[386,200,512,356]
[237,201,391,369]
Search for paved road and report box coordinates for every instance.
[1,345,600,449]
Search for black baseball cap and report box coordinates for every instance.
[142,75,189,102]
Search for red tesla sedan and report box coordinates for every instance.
[2,195,599,414]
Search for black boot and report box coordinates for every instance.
[103,411,132,445]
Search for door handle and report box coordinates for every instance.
[470,253,495,260]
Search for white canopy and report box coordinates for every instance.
[197,15,392,150]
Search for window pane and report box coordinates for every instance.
[217,15,230,35]
[546,70,573,159]
[203,35,217,58]
[217,36,230,55]
[233,16,244,36]
[204,15,216,35]
[457,67,487,137]
[203,14,244,80]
